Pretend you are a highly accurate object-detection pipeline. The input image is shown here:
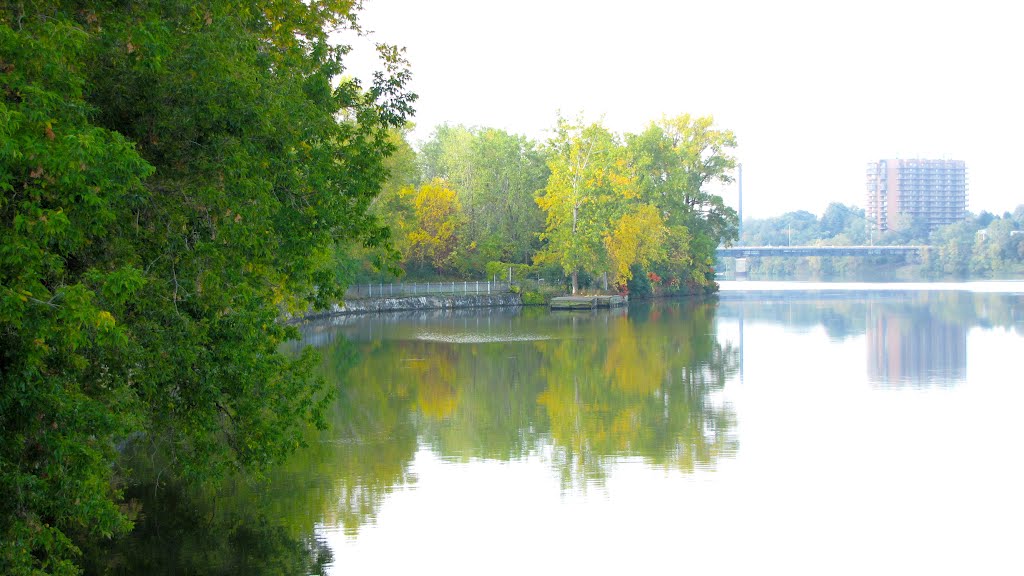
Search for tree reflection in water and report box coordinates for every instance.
[88,290,1022,570]
[82,478,333,575]
[307,300,739,528]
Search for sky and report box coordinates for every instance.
[343,0,1023,220]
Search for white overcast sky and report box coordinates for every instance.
[345,0,1022,219]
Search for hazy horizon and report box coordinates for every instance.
[344,0,1021,220]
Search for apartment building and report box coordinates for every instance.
[865,158,967,232]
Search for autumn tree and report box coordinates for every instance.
[628,115,739,287]
[402,179,464,276]
[604,204,667,287]
[536,117,635,293]
[419,125,548,270]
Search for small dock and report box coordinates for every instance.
[549,295,628,310]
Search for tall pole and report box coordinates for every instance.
[737,163,743,244]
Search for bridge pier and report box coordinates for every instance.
[735,257,749,279]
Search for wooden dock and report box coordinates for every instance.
[549,295,628,310]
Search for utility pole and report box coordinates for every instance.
[736,163,743,245]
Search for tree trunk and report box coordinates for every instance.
[571,269,578,294]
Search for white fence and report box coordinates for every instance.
[345,280,512,299]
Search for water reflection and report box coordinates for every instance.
[93,286,1024,573]
[297,301,739,533]
[300,289,1022,539]
[718,288,1022,387]
[83,478,333,575]
[867,306,966,387]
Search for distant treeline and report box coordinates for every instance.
[737,203,1024,278]
[346,115,739,296]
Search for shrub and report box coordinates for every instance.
[626,264,653,298]
[485,261,532,282]
[521,291,546,305]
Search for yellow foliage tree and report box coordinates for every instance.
[536,117,631,293]
[402,179,464,274]
[604,204,667,287]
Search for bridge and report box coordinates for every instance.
[717,245,926,258]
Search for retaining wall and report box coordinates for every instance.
[301,292,523,320]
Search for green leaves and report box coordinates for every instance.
[536,117,629,292]
[534,114,737,293]
[93,266,146,308]
[3,1,413,573]
[2,26,153,572]
[627,115,739,288]
[416,124,548,271]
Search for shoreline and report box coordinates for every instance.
[298,292,524,321]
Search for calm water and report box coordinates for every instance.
[109,283,1023,574]
[273,282,1024,575]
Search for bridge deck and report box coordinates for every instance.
[717,245,925,258]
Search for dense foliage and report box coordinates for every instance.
[365,124,550,279]
[368,115,739,294]
[1,1,412,573]
[3,1,734,571]
[737,203,1024,279]
[920,210,1024,277]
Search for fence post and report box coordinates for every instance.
[475,280,479,294]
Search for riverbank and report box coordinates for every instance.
[301,292,523,320]
[296,282,723,322]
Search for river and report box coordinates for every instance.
[104,282,1024,574]
[283,281,1023,575]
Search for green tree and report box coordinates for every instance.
[819,202,868,243]
[536,117,634,293]
[627,115,738,287]
[419,125,548,270]
[1013,205,1024,227]
[1,19,151,574]
[971,217,1023,275]
[929,221,975,276]
[1,1,413,573]
[880,214,931,245]
[347,127,420,282]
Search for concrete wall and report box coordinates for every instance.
[300,293,523,320]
